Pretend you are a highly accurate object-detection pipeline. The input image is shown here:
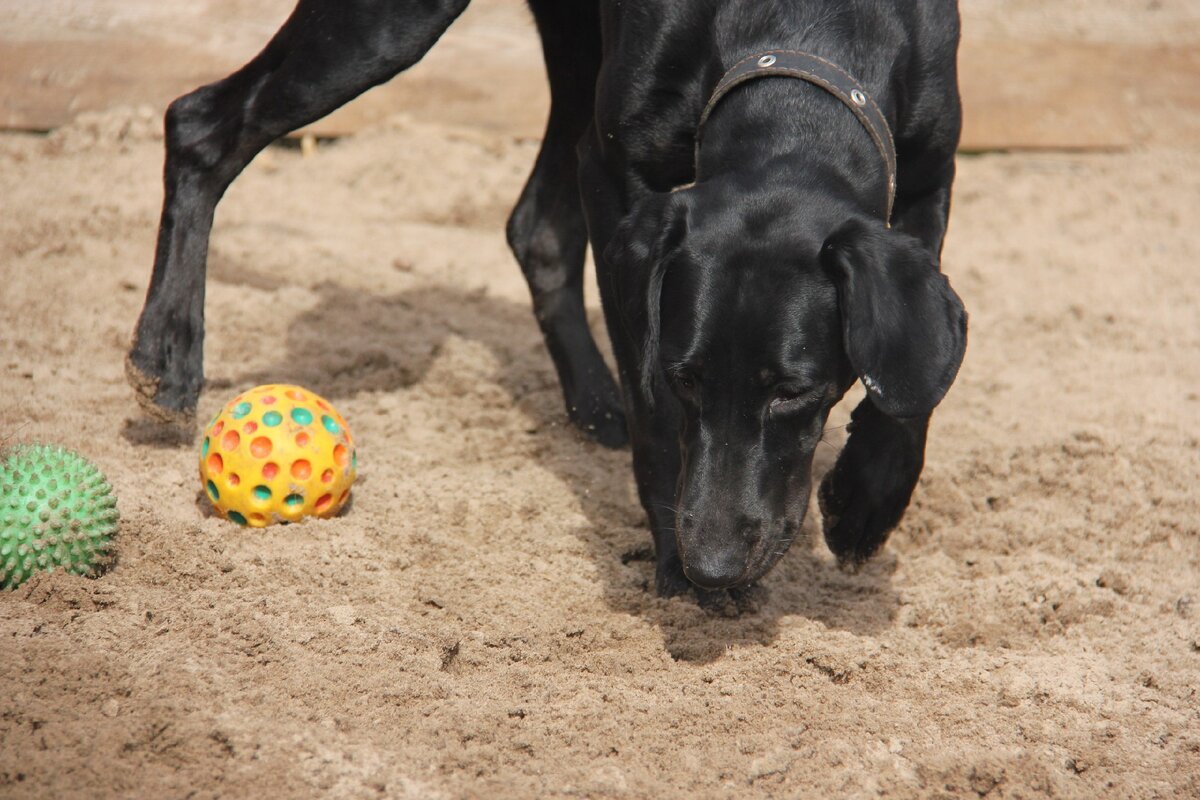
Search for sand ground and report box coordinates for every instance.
[1,1,1199,797]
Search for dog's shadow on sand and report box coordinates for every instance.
[220,277,899,663]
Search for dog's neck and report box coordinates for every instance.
[690,76,887,219]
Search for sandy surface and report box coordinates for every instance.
[2,1,1199,798]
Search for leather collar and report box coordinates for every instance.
[692,50,897,225]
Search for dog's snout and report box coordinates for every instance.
[683,552,746,590]
[678,516,767,589]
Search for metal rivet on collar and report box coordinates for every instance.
[757,54,777,68]
[850,89,867,106]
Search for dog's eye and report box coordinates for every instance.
[769,386,817,414]
[671,371,698,394]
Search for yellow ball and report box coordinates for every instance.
[199,384,356,527]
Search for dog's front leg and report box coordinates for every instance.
[819,136,961,567]
[505,0,626,448]
[128,0,471,421]
[818,398,929,568]
[578,136,691,596]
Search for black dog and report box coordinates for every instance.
[128,0,966,598]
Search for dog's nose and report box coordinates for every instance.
[679,516,763,589]
[683,552,747,590]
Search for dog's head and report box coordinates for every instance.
[605,180,966,589]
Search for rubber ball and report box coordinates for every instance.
[1,444,119,589]
[200,384,356,527]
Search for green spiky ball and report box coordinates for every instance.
[0,444,119,589]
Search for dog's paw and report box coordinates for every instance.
[818,399,927,569]
[818,462,903,569]
[126,322,204,424]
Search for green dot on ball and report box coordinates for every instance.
[232,402,252,419]
[284,493,303,507]
[253,485,272,501]
[227,511,247,526]
[206,480,219,501]
[321,415,340,435]
[291,408,313,425]
[262,410,283,427]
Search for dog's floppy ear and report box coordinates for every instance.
[822,217,967,418]
[603,191,691,406]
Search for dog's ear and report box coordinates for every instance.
[821,217,967,418]
[603,191,691,406]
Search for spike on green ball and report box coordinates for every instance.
[0,444,119,589]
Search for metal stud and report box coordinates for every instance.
[850,89,867,106]
[757,55,777,68]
